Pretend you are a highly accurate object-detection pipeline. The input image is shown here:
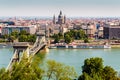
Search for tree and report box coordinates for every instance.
[8,35,16,42]
[19,30,29,35]
[73,30,78,39]
[2,30,37,43]
[18,30,36,42]
[64,34,72,44]
[47,60,77,80]
[58,32,63,39]
[102,66,118,80]
[82,57,103,75]
[0,51,78,80]
[64,29,88,41]
[3,52,44,80]
[84,38,89,43]
[18,35,28,42]
[0,68,10,80]
[78,57,120,80]
[3,34,9,39]
[78,72,93,80]
[10,31,19,39]
[78,29,86,39]
[27,35,36,43]
[54,34,60,43]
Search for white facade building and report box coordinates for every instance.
[1,25,36,35]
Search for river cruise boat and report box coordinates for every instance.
[49,43,111,49]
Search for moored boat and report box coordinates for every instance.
[49,44,111,49]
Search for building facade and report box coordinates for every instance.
[2,25,36,35]
[104,25,120,39]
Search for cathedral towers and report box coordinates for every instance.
[53,11,66,25]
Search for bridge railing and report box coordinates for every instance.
[29,36,46,55]
[30,43,46,56]
[29,36,39,51]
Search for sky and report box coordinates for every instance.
[0,0,120,17]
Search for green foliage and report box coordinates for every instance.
[78,30,86,39]
[0,68,11,80]
[79,72,93,80]
[47,60,77,80]
[3,34,9,39]
[51,30,88,44]
[10,31,19,39]
[0,39,6,43]
[78,57,120,80]
[54,34,60,43]
[18,35,28,42]
[18,34,36,42]
[5,52,44,80]
[58,32,64,39]
[0,51,78,80]
[64,29,88,44]
[18,31,36,42]
[19,30,29,35]
[64,34,72,44]
[8,35,16,42]
[51,33,64,43]
[65,30,87,40]
[82,57,103,75]
[102,66,118,80]
[64,30,74,38]
[84,38,89,43]
[2,30,36,43]
[27,35,36,42]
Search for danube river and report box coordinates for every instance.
[46,48,120,74]
[1,47,120,74]
[0,47,13,68]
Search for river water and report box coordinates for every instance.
[46,48,120,74]
[0,47,13,68]
[0,47,120,74]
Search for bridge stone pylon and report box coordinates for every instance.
[7,36,46,71]
[13,42,30,60]
[6,42,30,70]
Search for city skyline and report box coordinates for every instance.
[0,0,120,17]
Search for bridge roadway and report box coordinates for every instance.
[29,36,46,56]
[6,36,46,70]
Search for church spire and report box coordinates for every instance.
[53,14,56,24]
[60,10,62,15]
[64,15,66,24]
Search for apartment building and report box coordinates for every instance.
[1,25,36,35]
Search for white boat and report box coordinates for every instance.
[2,45,6,48]
[49,44,111,49]
[49,46,57,49]
[104,45,111,49]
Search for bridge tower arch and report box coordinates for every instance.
[12,42,30,62]
[6,42,30,71]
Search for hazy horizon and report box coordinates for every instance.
[0,0,120,17]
